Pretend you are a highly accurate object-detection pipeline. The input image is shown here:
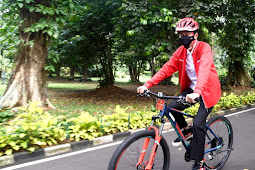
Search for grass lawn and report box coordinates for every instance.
[46,76,182,118]
[47,81,98,91]
[44,76,179,119]
[39,77,255,119]
[46,78,158,118]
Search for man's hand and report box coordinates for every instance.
[137,85,148,94]
[186,93,200,103]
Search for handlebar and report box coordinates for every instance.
[142,90,181,100]
[139,90,200,103]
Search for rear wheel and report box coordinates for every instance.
[108,130,170,170]
[204,116,233,169]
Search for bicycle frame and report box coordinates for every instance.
[166,106,223,152]
[137,100,223,170]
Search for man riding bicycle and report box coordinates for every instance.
[137,18,221,170]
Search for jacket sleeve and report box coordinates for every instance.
[144,51,179,89]
[194,43,213,95]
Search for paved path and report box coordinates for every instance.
[2,108,255,170]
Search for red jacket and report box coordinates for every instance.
[144,41,221,108]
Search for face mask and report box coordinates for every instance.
[179,36,194,49]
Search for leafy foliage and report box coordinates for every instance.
[113,0,178,80]
[102,105,155,133]
[0,103,156,156]
[0,107,16,123]
[1,0,74,35]
[186,91,255,116]
[219,92,255,109]
[0,102,66,156]
[0,55,14,81]
[48,0,123,85]
[67,112,102,141]
[0,0,255,88]
[185,0,255,86]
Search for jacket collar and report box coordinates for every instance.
[187,40,198,54]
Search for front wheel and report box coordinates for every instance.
[204,116,233,170]
[108,130,170,170]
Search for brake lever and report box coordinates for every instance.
[177,96,200,106]
[143,90,151,98]
[176,96,192,106]
[137,90,150,98]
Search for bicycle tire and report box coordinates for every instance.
[204,115,233,170]
[108,130,170,170]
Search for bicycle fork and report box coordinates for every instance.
[136,118,165,170]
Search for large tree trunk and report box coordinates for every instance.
[70,65,75,79]
[82,63,88,81]
[55,65,61,77]
[99,48,114,86]
[105,52,114,86]
[0,4,52,108]
[129,66,136,82]
[129,65,139,82]
[149,56,156,77]
[226,59,252,87]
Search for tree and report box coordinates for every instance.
[114,0,178,82]
[0,14,19,81]
[47,0,119,85]
[185,0,255,86]
[51,0,122,86]
[0,0,73,108]
[83,0,122,86]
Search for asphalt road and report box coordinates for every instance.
[2,108,255,170]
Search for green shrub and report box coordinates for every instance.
[67,112,102,141]
[217,92,255,110]
[101,106,130,134]
[217,68,228,82]
[0,107,16,123]
[0,102,66,156]
[220,92,242,109]
[185,103,200,116]
[0,104,157,156]
[185,91,255,115]
[101,105,155,133]
[240,91,255,105]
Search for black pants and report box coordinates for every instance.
[168,88,213,162]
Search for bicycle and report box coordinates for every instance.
[108,90,233,170]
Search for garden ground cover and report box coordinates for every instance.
[45,78,255,118]
[46,77,179,118]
